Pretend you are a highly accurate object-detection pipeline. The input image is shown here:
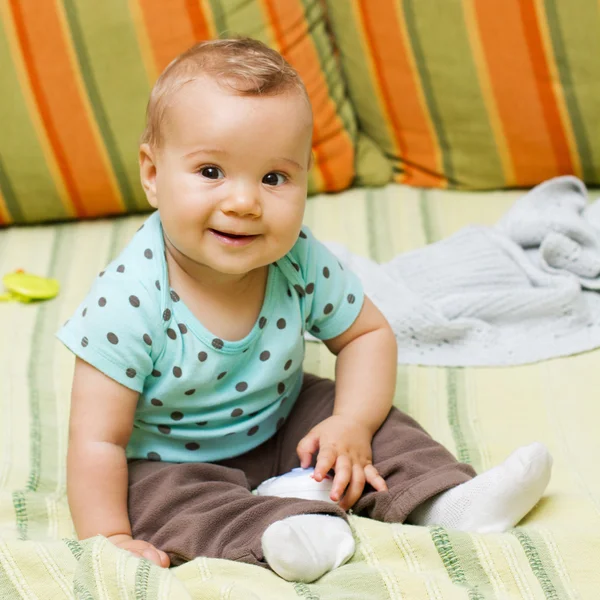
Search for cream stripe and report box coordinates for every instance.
[44,495,58,540]
[116,552,129,600]
[471,535,508,598]
[34,542,74,599]
[539,528,580,600]
[499,537,537,600]
[0,0,73,217]
[0,538,38,599]
[92,537,111,600]
[353,519,404,599]
[157,566,172,600]
[196,555,212,581]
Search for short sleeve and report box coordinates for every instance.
[292,227,364,340]
[56,273,164,392]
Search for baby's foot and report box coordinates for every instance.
[261,514,355,582]
[408,442,553,533]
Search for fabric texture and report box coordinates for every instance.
[1,185,600,597]
[127,373,474,568]
[57,214,363,462]
[324,0,600,189]
[313,176,600,366]
[0,0,370,225]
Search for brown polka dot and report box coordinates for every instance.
[198,351,208,362]
[137,224,144,231]
[231,408,243,417]
[171,411,183,420]
[217,371,227,380]
[143,334,152,345]
[277,318,286,329]
[167,328,177,340]
[151,369,161,377]
[158,425,171,434]
[155,280,161,291]
[299,230,307,239]
[347,294,356,304]
[260,351,270,361]
[276,417,285,430]
[99,271,105,277]
[151,398,163,406]
[305,283,314,294]
[292,262,300,271]
[117,264,125,273]
[173,366,182,378]
[185,442,200,451]
[212,338,224,350]
[323,267,330,278]
[144,248,153,259]
[170,290,180,302]
[82,308,87,317]
[311,325,320,334]
[126,368,137,378]
[196,421,208,426]
[178,323,188,334]
[287,288,292,298]
[284,359,292,370]
[98,297,107,307]
[259,317,267,329]
[236,382,248,392]
[184,389,196,396]
[129,295,140,308]
[248,426,259,436]
[107,332,119,345]
[277,382,285,394]
[147,452,161,461]
[324,303,334,315]
[163,309,171,321]
[294,284,305,296]
[81,337,88,347]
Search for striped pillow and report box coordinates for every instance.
[324,0,600,189]
[0,0,358,225]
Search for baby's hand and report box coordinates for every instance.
[296,415,388,511]
[107,533,170,568]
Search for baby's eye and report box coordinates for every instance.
[199,166,224,180]
[262,172,287,187]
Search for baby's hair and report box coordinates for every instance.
[141,37,311,148]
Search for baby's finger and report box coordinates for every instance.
[339,464,365,511]
[330,455,352,502]
[314,446,337,481]
[141,547,164,567]
[158,549,171,568]
[364,464,388,492]
[296,434,319,469]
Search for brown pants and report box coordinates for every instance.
[128,374,476,567]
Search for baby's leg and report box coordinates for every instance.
[352,408,552,532]
[127,458,347,569]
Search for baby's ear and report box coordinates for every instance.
[139,144,158,209]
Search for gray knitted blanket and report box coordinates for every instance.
[320,176,600,366]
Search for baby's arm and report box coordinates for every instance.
[68,357,169,568]
[297,296,397,509]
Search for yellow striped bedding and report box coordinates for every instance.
[0,184,599,598]
[324,0,600,190]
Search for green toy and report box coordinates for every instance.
[0,270,60,303]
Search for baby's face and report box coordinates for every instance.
[142,76,313,278]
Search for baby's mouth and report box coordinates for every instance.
[209,229,254,239]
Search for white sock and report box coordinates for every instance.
[408,442,553,533]
[261,514,355,582]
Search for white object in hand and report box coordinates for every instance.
[256,467,336,503]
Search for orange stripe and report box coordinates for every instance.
[9,0,122,218]
[518,0,573,176]
[474,1,563,185]
[261,0,354,192]
[137,0,206,74]
[358,0,442,188]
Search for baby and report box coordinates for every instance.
[58,38,552,583]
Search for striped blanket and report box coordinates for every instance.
[1,184,598,598]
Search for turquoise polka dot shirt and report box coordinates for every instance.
[57,211,364,463]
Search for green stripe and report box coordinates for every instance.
[12,491,28,540]
[62,0,139,212]
[430,527,488,600]
[544,0,597,182]
[513,529,565,600]
[0,153,23,223]
[0,549,27,600]
[207,0,228,36]
[0,18,67,223]
[402,0,504,189]
[418,189,437,244]
[64,538,84,560]
[135,559,152,600]
[294,582,320,599]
